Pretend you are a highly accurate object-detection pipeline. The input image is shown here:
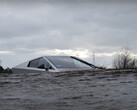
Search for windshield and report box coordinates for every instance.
[46,56,92,69]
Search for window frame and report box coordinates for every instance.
[27,57,54,70]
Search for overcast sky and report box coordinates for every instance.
[0,1,137,68]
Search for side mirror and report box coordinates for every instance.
[38,64,52,71]
[45,67,49,71]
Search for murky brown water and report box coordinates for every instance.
[1,71,137,110]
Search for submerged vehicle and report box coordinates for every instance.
[12,56,96,74]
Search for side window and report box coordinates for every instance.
[28,59,39,68]
[38,58,54,70]
[38,58,48,68]
[28,58,54,70]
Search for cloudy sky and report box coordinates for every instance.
[0,1,137,68]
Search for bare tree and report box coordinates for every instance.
[113,49,137,69]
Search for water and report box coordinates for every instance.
[1,71,137,110]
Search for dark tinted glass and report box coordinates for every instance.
[38,58,52,69]
[28,59,39,68]
[46,56,91,68]
[28,58,53,69]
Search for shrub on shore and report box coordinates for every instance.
[113,49,137,69]
[0,66,12,73]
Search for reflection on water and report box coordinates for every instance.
[1,71,137,110]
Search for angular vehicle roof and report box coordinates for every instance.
[12,55,96,74]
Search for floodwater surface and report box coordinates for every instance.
[0,71,137,110]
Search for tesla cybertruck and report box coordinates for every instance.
[12,56,96,74]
